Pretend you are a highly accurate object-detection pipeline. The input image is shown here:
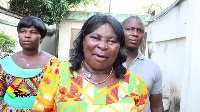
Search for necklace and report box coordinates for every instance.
[83,61,93,79]
[81,62,113,85]
[21,51,40,68]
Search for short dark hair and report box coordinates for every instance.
[69,14,127,78]
[17,16,47,39]
[122,16,144,26]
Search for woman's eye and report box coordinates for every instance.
[107,39,118,44]
[32,32,36,34]
[20,30,25,33]
[107,40,114,44]
[91,36,100,40]
[127,28,131,31]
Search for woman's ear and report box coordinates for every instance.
[38,35,42,44]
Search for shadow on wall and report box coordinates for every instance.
[163,82,181,112]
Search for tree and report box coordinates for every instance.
[0,31,15,59]
[69,0,103,12]
[9,0,96,25]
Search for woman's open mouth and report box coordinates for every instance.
[93,54,108,61]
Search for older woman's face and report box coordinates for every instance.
[83,23,120,70]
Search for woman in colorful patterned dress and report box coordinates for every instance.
[32,14,148,112]
[0,16,59,111]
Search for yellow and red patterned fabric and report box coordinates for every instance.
[33,61,148,112]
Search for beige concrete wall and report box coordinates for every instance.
[58,20,84,61]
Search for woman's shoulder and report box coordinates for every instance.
[0,55,12,63]
[0,56,12,70]
[123,69,148,100]
[46,56,59,65]
[43,51,60,68]
[45,60,71,73]
[42,61,72,81]
[0,55,16,70]
[123,69,146,86]
[59,60,71,67]
[41,51,55,63]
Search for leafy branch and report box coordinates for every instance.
[0,31,15,59]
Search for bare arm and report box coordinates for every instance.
[150,93,164,112]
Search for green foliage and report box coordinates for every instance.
[9,0,96,25]
[69,0,102,12]
[0,31,15,59]
[9,0,68,25]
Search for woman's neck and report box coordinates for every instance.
[83,61,112,75]
[21,49,40,56]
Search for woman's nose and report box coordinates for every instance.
[97,40,108,50]
[25,32,31,38]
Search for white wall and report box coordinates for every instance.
[180,0,200,111]
[147,5,187,42]
[0,13,21,52]
[155,37,185,111]
[147,0,200,111]
[58,20,84,61]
